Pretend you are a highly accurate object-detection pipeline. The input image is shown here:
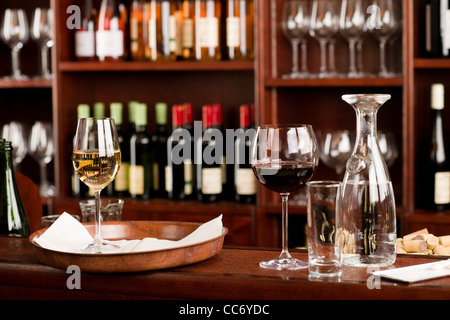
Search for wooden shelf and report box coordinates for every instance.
[0,79,52,88]
[58,60,255,72]
[265,77,403,87]
[414,58,450,69]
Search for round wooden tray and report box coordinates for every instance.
[29,221,228,273]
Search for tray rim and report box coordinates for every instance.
[28,220,228,273]
[29,220,228,257]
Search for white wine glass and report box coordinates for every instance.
[251,124,319,270]
[2,121,28,171]
[281,1,311,79]
[31,8,53,80]
[310,0,339,78]
[1,9,29,80]
[367,0,398,77]
[340,0,365,78]
[73,118,121,253]
[28,121,55,197]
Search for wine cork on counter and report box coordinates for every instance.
[396,229,450,256]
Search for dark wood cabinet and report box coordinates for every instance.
[2,0,450,247]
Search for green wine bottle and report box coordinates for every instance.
[0,139,30,236]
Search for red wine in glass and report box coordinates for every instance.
[251,125,319,270]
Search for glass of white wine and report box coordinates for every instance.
[72,118,121,253]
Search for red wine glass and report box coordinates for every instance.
[251,124,319,270]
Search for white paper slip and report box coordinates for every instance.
[373,259,450,283]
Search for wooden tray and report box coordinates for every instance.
[29,221,227,273]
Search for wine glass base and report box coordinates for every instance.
[281,72,310,79]
[259,256,308,270]
[80,240,120,254]
[4,74,29,81]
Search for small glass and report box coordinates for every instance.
[307,181,342,278]
[79,199,124,222]
[41,214,80,228]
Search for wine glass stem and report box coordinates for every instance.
[94,190,103,245]
[356,40,364,73]
[301,40,308,73]
[349,39,357,74]
[40,46,49,77]
[379,39,388,75]
[11,48,21,77]
[280,193,291,258]
[329,40,336,73]
[319,40,328,74]
[291,40,299,74]
[39,163,48,189]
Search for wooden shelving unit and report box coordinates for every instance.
[3,0,449,248]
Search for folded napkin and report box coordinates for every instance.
[373,259,450,283]
[34,212,223,254]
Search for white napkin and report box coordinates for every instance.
[373,259,450,283]
[34,212,224,254]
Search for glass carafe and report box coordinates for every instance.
[340,94,396,268]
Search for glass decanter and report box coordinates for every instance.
[340,94,396,268]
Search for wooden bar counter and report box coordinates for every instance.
[1,235,450,300]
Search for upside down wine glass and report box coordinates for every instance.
[251,125,319,270]
[73,118,121,253]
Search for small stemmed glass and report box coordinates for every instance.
[28,121,55,197]
[2,121,28,171]
[281,1,310,79]
[1,9,29,80]
[251,125,319,270]
[73,118,121,253]
[340,0,365,78]
[31,8,53,80]
[310,0,339,78]
[319,130,355,179]
[368,0,398,77]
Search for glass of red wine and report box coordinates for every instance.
[251,124,319,270]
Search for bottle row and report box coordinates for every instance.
[423,0,450,58]
[72,101,257,203]
[74,0,254,62]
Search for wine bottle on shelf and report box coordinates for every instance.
[182,103,195,198]
[130,0,147,60]
[194,0,221,61]
[110,102,129,196]
[166,104,186,199]
[197,105,222,202]
[75,0,97,61]
[424,0,447,57]
[0,139,30,237]
[151,102,169,197]
[226,0,254,61]
[94,102,105,118]
[170,0,184,60]
[423,83,450,210]
[72,104,90,197]
[129,103,152,199]
[181,0,195,60]
[212,103,229,198]
[160,0,172,61]
[96,0,125,61]
[234,104,256,203]
[127,100,138,138]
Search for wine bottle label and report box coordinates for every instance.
[130,17,139,53]
[226,17,240,47]
[202,167,222,194]
[182,19,194,48]
[148,18,158,60]
[153,162,159,191]
[165,165,172,192]
[236,168,257,195]
[435,171,450,204]
[184,159,193,195]
[75,30,95,57]
[198,17,219,47]
[96,30,124,58]
[114,162,129,192]
[129,165,144,195]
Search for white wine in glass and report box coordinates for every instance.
[73,118,121,253]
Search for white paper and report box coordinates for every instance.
[373,259,450,283]
[34,212,223,254]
